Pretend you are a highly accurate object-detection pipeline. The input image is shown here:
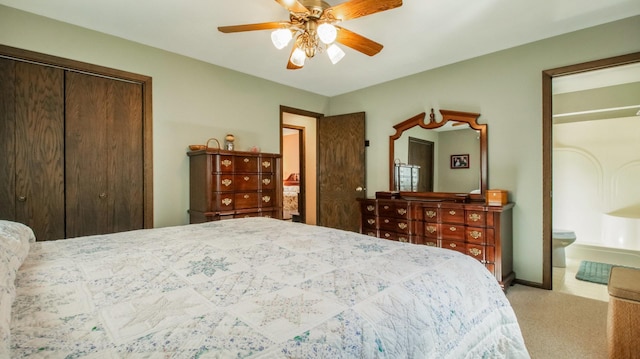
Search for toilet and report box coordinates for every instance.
[552,229,577,267]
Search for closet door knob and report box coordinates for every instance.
[99,193,107,199]
[17,196,27,202]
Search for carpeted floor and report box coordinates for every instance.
[506,284,608,359]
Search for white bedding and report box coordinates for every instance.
[5,218,529,358]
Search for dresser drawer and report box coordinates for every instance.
[234,192,260,209]
[379,230,409,243]
[213,174,235,191]
[378,202,410,219]
[260,191,275,207]
[465,210,486,226]
[442,239,466,254]
[424,223,438,238]
[260,157,275,173]
[379,217,410,234]
[232,155,257,172]
[441,207,465,224]
[235,174,260,191]
[440,223,466,241]
[260,174,275,189]
[214,155,234,173]
[362,215,377,230]
[361,201,377,215]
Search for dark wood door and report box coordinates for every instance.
[65,72,144,237]
[0,59,65,241]
[317,112,366,232]
[408,137,434,192]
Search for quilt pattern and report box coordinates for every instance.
[8,217,530,358]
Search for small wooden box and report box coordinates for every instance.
[486,190,508,206]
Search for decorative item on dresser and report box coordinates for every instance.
[188,147,283,222]
[359,196,515,289]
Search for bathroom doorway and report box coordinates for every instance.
[542,52,640,295]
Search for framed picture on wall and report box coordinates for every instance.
[451,154,469,169]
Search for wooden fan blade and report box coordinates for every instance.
[335,27,383,56]
[218,22,289,33]
[274,0,309,14]
[328,0,402,21]
[286,46,303,70]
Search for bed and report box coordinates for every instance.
[2,218,529,358]
[283,173,300,220]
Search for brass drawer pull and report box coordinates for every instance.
[262,196,271,202]
[243,158,249,163]
[449,210,456,215]
[262,178,271,185]
[221,159,232,167]
[366,205,375,212]
[449,243,457,248]
[367,219,375,225]
[383,205,390,210]
[397,208,407,215]
[262,161,271,168]
[244,194,250,199]
[222,179,232,187]
[425,210,436,218]
[222,198,232,205]
[399,237,408,243]
[470,231,482,239]
[469,248,482,257]
[449,227,457,231]
[468,213,481,222]
[384,219,390,223]
[243,176,250,181]
[384,233,391,238]
[398,223,407,230]
[426,226,436,234]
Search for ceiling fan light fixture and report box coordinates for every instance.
[290,47,306,67]
[317,23,337,44]
[271,29,293,50]
[327,44,345,64]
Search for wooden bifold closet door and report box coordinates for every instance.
[0,45,152,241]
[65,72,144,238]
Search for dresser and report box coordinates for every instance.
[188,149,282,222]
[359,196,515,289]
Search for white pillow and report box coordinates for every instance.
[0,220,35,356]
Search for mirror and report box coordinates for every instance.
[389,109,487,201]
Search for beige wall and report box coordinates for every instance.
[328,16,640,282]
[2,4,639,283]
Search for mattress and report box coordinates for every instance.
[2,218,529,358]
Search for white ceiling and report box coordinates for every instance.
[2,0,639,97]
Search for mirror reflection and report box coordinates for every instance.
[389,109,487,200]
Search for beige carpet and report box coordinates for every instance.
[506,284,608,359]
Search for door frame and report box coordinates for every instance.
[541,51,640,289]
[280,105,323,224]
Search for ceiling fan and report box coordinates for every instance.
[218,0,403,69]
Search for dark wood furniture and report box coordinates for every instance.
[0,45,153,241]
[188,149,283,222]
[359,195,515,289]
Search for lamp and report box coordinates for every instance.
[271,20,345,66]
[271,29,292,49]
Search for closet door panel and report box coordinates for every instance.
[0,58,16,221]
[14,62,65,241]
[65,71,109,237]
[109,80,144,233]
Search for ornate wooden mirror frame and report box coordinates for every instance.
[389,109,488,202]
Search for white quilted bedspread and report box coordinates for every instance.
[9,217,529,358]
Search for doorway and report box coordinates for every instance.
[282,125,305,222]
[408,137,434,192]
[541,51,640,291]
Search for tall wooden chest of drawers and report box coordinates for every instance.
[358,197,515,289]
[188,149,282,222]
